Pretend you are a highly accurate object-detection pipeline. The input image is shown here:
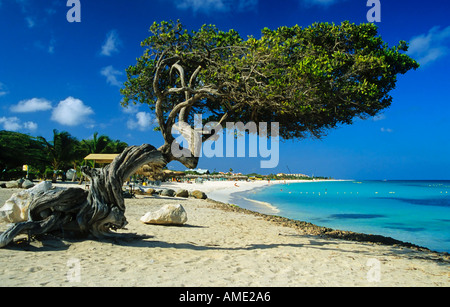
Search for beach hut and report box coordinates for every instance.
[135,164,165,181]
[84,154,120,167]
[160,169,186,182]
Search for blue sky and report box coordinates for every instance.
[0,0,449,179]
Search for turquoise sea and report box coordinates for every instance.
[233,180,450,253]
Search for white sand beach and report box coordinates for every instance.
[0,181,449,287]
[159,179,277,203]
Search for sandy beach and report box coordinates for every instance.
[0,181,449,287]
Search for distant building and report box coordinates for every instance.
[276,173,310,178]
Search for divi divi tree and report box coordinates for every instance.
[0,21,418,248]
[122,20,418,168]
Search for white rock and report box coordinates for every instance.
[66,169,78,181]
[22,179,35,189]
[0,181,53,223]
[5,181,19,189]
[140,204,188,225]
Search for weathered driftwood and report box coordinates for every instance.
[0,144,165,248]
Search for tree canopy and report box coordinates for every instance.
[0,129,129,180]
[37,129,82,181]
[80,132,128,156]
[0,130,47,172]
[122,20,419,167]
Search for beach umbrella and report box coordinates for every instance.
[135,164,165,180]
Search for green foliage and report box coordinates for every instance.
[37,129,82,176]
[122,20,419,140]
[80,132,128,155]
[0,129,129,180]
[0,130,48,176]
[80,132,128,168]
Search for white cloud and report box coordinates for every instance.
[372,114,386,122]
[176,0,227,12]
[101,65,123,87]
[25,16,34,28]
[51,97,94,126]
[0,82,8,97]
[0,117,21,131]
[174,0,257,13]
[48,37,56,54]
[236,0,257,11]
[12,0,37,28]
[15,0,29,12]
[23,121,38,131]
[121,102,140,114]
[10,98,52,113]
[380,127,393,133]
[101,30,121,56]
[34,36,56,54]
[0,116,37,132]
[127,112,154,131]
[45,8,57,15]
[408,26,450,66]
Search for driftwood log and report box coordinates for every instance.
[0,144,165,248]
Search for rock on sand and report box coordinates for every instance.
[140,204,188,225]
[0,181,52,223]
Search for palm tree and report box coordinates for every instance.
[38,129,81,183]
[81,132,128,155]
[102,139,128,154]
[79,132,128,168]
[80,132,108,155]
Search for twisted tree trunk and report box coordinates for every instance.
[0,144,165,248]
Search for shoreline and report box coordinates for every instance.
[160,179,450,255]
[2,179,448,255]
[0,182,449,286]
[228,187,280,215]
[2,179,449,254]
[206,198,447,255]
[4,178,446,254]
[159,179,340,214]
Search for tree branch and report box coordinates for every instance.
[170,62,189,99]
[189,65,203,88]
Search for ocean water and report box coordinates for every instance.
[236,180,450,253]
